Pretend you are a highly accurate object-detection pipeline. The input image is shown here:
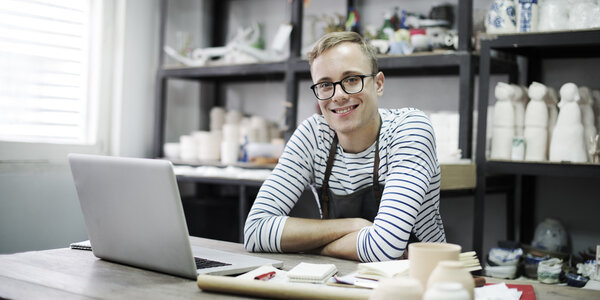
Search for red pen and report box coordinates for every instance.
[254,271,276,281]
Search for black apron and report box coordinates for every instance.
[315,124,419,244]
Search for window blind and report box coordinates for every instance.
[0,0,93,144]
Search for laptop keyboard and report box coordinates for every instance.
[194,257,231,270]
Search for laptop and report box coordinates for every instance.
[68,153,283,280]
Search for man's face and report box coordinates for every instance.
[311,42,384,136]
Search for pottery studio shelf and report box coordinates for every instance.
[473,29,600,260]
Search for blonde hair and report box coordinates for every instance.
[308,31,378,73]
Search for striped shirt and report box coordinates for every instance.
[243,108,445,262]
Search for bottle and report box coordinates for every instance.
[378,13,394,40]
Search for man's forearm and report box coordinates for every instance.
[280,217,370,254]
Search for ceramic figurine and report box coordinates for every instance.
[592,90,600,139]
[485,0,517,34]
[546,87,559,144]
[549,83,588,162]
[524,82,549,161]
[511,84,528,137]
[491,82,516,160]
[579,87,598,161]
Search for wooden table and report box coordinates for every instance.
[0,237,598,299]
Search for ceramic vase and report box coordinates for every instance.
[538,0,569,31]
[486,0,517,34]
[408,243,461,288]
[424,282,470,300]
[427,261,474,300]
[549,83,588,162]
[524,82,549,161]
[369,277,423,300]
[516,0,539,32]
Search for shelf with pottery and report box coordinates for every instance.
[159,50,516,80]
[473,26,600,264]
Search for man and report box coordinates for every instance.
[243,31,445,262]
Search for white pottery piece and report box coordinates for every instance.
[485,0,517,34]
[579,86,598,161]
[549,83,588,162]
[524,82,549,161]
[491,82,516,160]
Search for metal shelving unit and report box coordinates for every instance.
[152,0,515,244]
[474,29,600,259]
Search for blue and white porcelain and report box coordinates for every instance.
[486,0,517,34]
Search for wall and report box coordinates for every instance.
[0,0,159,254]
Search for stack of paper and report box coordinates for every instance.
[287,262,337,284]
[357,260,410,280]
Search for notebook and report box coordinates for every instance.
[357,260,410,280]
[68,153,283,280]
[287,262,337,283]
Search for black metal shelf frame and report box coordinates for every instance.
[153,0,508,245]
[473,29,600,259]
[153,0,482,159]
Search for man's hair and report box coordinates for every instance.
[308,31,378,73]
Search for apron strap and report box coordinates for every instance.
[320,134,338,219]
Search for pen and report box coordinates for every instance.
[254,271,276,281]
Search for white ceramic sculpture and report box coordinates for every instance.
[546,87,560,143]
[538,0,570,31]
[579,86,598,161]
[511,84,527,137]
[549,83,588,163]
[491,82,516,160]
[524,82,549,161]
[593,90,600,134]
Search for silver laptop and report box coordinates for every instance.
[68,153,282,279]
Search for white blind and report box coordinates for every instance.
[0,0,93,144]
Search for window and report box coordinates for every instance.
[0,0,95,144]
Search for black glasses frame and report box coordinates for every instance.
[310,73,377,100]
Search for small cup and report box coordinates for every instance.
[409,242,461,288]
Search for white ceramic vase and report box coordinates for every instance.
[424,282,469,300]
[427,260,474,300]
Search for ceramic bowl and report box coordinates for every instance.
[565,273,589,288]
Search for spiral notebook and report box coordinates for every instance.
[287,262,337,284]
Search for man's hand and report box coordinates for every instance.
[280,217,372,260]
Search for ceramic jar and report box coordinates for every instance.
[369,277,423,300]
[408,242,461,288]
[424,282,469,300]
[427,260,474,300]
[532,218,568,253]
[485,0,517,34]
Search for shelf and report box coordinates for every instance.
[485,160,600,178]
[159,61,286,80]
[481,29,600,58]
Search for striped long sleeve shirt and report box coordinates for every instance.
[243,108,445,262]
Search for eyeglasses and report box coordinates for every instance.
[310,74,377,100]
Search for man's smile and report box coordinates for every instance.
[332,104,359,115]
